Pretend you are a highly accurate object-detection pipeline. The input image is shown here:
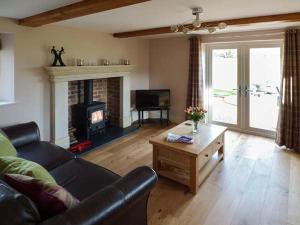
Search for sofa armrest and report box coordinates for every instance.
[1,122,40,148]
[40,166,157,225]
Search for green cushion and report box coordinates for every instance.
[0,133,17,157]
[0,156,56,184]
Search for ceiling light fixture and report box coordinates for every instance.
[170,7,227,34]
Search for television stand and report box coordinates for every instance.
[137,107,169,127]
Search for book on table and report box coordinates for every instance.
[166,133,194,144]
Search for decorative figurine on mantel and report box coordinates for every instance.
[51,46,66,67]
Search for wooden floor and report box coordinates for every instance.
[83,124,300,225]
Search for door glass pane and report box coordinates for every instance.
[249,47,281,131]
[211,49,238,124]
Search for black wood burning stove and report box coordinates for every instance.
[72,80,106,140]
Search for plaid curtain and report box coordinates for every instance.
[276,29,300,152]
[186,36,204,108]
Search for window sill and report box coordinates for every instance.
[0,101,16,107]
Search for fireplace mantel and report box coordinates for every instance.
[45,65,134,148]
[45,65,135,82]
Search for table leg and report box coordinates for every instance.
[160,109,163,125]
[152,146,159,171]
[167,109,170,125]
[142,111,144,124]
[138,110,141,127]
[219,146,225,159]
[189,156,199,194]
[219,134,225,159]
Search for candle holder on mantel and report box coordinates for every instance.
[123,59,130,65]
[76,58,84,66]
[102,59,110,66]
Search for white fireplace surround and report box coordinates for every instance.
[45,65,135,148]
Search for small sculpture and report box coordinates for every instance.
[51,46,66,66]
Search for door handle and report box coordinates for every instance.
[245,86,253,96]
[233,86,242,96]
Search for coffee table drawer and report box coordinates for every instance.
[198,153,210,168]
[154,146,191,186]
[200,142,215,158]
[157,146,190,167]
[215,135,223,147]
[199,135,223,165]
[212,135,223,154]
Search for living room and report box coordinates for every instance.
[0,0,299,225]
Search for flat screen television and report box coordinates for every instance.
[136,89,170,109]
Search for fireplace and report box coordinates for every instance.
[45,65,134,148]
[91,110,104,124]
[71,80,107,140]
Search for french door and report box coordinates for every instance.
[206,41,283,137]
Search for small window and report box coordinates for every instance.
[0,33,15,105]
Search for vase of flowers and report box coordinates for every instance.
[185,106,207,133]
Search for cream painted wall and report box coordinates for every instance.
[149,37,189,123]
[0,18,149,141]
[0,33,15,103]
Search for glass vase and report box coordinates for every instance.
[192,120,199,133]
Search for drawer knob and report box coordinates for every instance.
[217,141,221,145]
[205,154,209,157]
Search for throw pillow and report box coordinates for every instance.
[0,132,17,157]
[4,174,79,219]
[0,156,56,183]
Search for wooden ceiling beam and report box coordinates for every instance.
[113,12,300,38]
[19,0,150,27]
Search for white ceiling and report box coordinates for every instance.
[0,0,299,35]
[0,0,81,18]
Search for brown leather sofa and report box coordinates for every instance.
[0,122,157,225]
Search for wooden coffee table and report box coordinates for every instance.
[149,121,227,194]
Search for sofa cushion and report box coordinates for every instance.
[0,179,40,225]
[50,158,120,200]
[4,174,79,220]
[17,141,74,171]
[0,156,56,183]
[0,132,17,157]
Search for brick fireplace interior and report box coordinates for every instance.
[68,77,121,145]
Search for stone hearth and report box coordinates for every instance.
[45,65,135,148]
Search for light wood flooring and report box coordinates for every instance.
[83,124,300,225]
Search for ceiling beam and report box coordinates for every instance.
[113,12,300,38]
[19,0,150,27]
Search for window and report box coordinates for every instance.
[0,33,15,106]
